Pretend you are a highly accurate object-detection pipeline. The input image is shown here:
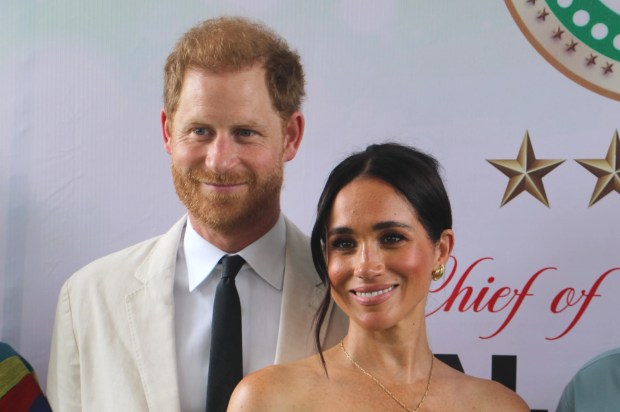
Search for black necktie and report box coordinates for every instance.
[206,254,245,412]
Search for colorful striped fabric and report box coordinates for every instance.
[0,343,52,412]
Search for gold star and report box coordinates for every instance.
[585,54,598,66]
[488,131,565,207]
[537,8,550,21]
[575,131,620,207]
[566,39,578,52]
[552,27,565,40]
[602,62,614,75]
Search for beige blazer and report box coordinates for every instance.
[47,216,347,411]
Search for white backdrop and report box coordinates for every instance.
[1,1,619,410]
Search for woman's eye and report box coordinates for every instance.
[381,233,405,244]
[330,238,356,250]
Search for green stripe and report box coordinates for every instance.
[547,0,620,60]
[0,356,31,398]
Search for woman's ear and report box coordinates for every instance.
[436,229,455,264]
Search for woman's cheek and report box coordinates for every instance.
[327,257,349,289]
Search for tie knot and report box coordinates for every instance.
[220,255,245,281]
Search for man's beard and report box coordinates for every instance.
[172,161,283,233]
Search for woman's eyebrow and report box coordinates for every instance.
[326,227,353,237]
[372,221,411,231]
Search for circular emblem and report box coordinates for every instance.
[506,0,620,101]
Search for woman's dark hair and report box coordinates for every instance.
[310,142,452,370]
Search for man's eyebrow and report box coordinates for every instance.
[232,120,264,129]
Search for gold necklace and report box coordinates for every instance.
[340,339,433,412]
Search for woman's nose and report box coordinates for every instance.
[353,244,384,279]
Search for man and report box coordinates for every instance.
[555,346,620,412]
[47,17,347,411]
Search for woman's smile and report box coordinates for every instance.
[350,284,398,305]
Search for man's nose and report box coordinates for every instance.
[205,134,240,173]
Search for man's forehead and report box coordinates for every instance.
[183,63,267,81]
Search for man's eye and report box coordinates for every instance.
[237,129,255,138]
[193,127,207,136]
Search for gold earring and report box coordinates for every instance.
[431,264,445,281]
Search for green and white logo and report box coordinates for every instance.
[506,0,620,100]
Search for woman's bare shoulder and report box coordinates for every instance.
[436,361,530,411]
[469,376,530,411]
[227,357,325,412]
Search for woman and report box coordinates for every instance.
[228,143,529,411]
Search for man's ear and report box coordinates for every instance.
[161,109,173,155]
[282,111,304,162]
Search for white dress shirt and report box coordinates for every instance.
[174,215,286,412]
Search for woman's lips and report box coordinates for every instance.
[350,285,397,305]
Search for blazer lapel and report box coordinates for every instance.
[126,216,186,411]
[274,218,333,364]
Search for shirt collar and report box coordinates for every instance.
[183,215,286,292]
